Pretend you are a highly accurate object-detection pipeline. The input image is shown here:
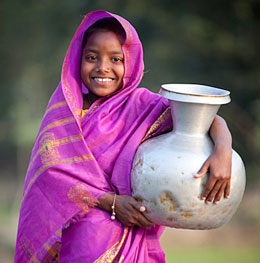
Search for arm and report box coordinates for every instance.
[97,193,154,227]
[194,115,232,204]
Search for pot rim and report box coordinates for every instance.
[160,84,231,104]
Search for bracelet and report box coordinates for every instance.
[111,194,116,220]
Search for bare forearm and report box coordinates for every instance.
[210,115,232,149]
[195,115,233,204]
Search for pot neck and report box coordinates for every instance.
[170,100,220,137]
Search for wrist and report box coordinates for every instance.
[214,142,232,155]
[97,193,114,212]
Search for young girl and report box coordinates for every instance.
[15,10,232,263]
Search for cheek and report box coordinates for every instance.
[118,65,125,80]
[81,62,91,80]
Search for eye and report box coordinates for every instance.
[112,57,123,63]
[85,55,97,61]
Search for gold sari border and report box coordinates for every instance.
[38,117,76,139]
[22,154,94,203]
[142,107,171,142]
[94,227,129,263]
[44,101,67,118]
[28,134,84,171]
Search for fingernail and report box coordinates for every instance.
[214,201,219,205]
[140,206,146,212]
[193,173,199,177]
[225,195,229,199]
[202,196,205,200]
[206,201,210,205]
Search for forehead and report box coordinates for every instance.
[83,31,123,52]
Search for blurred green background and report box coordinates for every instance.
[1,0,259,262]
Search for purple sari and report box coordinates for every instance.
[15,10,172,262]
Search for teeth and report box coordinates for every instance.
[94,78,113,82]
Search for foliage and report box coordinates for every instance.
[164,247,260,263]
[1,0,260,183]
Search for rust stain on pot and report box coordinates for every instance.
[181,172,184,175]
[180,210,193,218]
[145,178,151,185]
[200,209,206,216]
[159,191,177,212]
[150,199,156,206]
[221,208,228,214]
[134,158,143,169]
[167,217,176,222]
[150,165,155,171]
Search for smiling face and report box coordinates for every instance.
[81,31,125,100]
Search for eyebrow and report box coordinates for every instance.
[84,48,123,55]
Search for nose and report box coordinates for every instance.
[96,58,110,73]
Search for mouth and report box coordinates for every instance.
[92,77,114,83]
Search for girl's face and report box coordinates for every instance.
[81,31,125,99]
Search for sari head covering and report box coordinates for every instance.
[15,10,172,263]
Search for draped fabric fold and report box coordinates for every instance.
[15,10,172,263]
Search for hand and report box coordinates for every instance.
[194,145,232,204]
[115,195,154,227]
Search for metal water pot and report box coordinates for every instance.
[131,84,246,229]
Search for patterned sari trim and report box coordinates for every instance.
[28,134,84,171]
[142,107,171,142]
[38,117,76,139]
[94,227,129,263]
[84,103,101,119]
[118,255,125,263]
[18,236,39,263]
[56,229,62,238]
[30,256,41,263]
[44,101,67,117]
[67,184,97,213]
[22,154,94,202]
[41,242,61,263]
[61,13,93,122]
[62,51,82,121]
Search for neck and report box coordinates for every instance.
[89,92,100,103]
[83,93,100,109]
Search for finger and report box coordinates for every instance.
[224,180,231,198]
[132,203,153,227]
[205,180,223,204]
[130,198,146,212]
[194,160,209,178]
[136,214,154,227]
[127,200,150,227]
[128,215,145,228]
[214,182,227,204]
[201,177,217,201]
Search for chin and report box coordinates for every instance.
[95,89,120,97]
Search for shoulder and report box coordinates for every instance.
[130,87,169,108]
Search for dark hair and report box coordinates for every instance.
[82,18,126,50]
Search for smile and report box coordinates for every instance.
[93,77,113,82]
